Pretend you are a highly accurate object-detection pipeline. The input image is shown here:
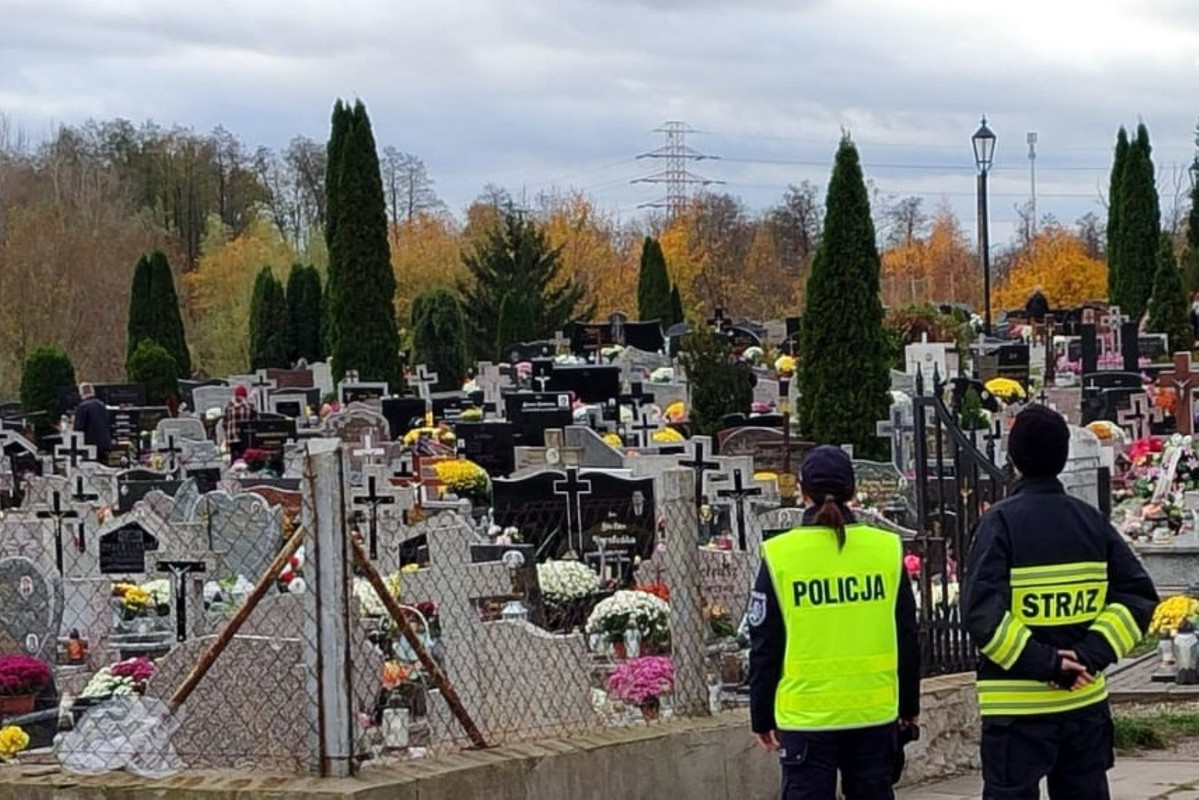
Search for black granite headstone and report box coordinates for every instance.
[99,522,160,575]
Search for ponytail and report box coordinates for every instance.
[813,494,847,551]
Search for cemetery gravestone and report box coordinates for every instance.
[0,557,62,662]
[98,521,160,575]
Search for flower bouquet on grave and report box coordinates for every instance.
[278,546,307,594]
[381,660,430,718]
[538,560,602,631]
[402,424,456,449]
[606,656,673,721]
[602,432,625,448]
[651,427,685,444]
[79,656,155,701]
[238,448,271,473]
[705,602,737,641]
[353,573,403,618]
[0,725,29,764]
[432,458,491,505]
[586,590,671,656]
[983,378,1026,406]
[0,655,51,715]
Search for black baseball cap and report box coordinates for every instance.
[800,445,856,497]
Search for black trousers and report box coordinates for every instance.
[778,724,897,800]
[981,704,1114,800]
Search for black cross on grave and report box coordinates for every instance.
[54,430,95,470]
[707,307,729,334]
[353,473,395,561]
[632,408,659,449]
[251,370,276,413]
[984,417,1004,466]
[553,467,592,556]
[157,560,207,642]
[407,364,439,401]
[157,433,182,475]
[70,475,98,552]
[36,490,78,573]
[717,468,763,550]
[681,439,720,512]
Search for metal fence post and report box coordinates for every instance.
[661,467,709,716]
[302,438,353,777]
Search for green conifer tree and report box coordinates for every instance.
[126,254,153,363]
[147,251,191,377]
[1147,234,1192,353]
[494,292,538,361]
[249,267,292,370]
[670,284,684,328]
[126,340,178,406]
[679,332,753,436]
[1106,127,1129,303]
[1114,123,1161,321]
[1183,124,1199,295]
[286,264,324,363]
[326,100,401,385]
[323,100,351,357]
[411,287,470,392]
[636,237,673,324]
[797,136,890,458]
[19,346,77,438]
[459,209,592,362]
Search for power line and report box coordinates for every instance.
[631,121,724,218]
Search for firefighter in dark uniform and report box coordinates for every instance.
[749,446,921,800]
[964,405,1159,799]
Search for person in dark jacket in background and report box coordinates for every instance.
[72,383,111,463]
[1024,286,1050,322]
[964,404,1158,799]
[749,446,920,800]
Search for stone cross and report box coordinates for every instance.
[632,408,660,448]
[1158,352,1199,435]
[553,467,592,556]
[707,307,729,334]
[475,362,507,416]
[407,364,438,401]
[1117,393,1164,442]
[716,468,763,550]
[251,369,277,413]
[352,432,386,466]
[54,430,95,470]
[551,330,571,356]
[1100,306,1125,355]
[35,490,78,573]
[876,405,913,474]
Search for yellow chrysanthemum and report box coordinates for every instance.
[602,432,624,447]
[0,726,29,761]
[984,378,1026,400]
[753,472,778,483]
[432,458,490,497]
[652,428,685,443]
[774,355,796,376]
[664,401,687,422]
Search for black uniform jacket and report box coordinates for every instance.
[963,477,1158,696]
[748,505,921,734]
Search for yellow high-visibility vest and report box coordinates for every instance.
[762,523,903,731]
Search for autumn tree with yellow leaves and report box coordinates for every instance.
[994,226,1108,312]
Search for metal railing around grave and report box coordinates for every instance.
[910,367,1011,676]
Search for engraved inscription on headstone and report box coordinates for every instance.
[99,523,160,575]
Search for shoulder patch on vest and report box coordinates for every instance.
[749,591,767,627]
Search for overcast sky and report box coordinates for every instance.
[2,0,1198,244]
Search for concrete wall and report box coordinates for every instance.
[0,675,979,800]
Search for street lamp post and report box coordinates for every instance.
[972,117,997,336]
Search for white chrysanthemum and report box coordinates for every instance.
[538,560,601,602]
[586,589,670,638]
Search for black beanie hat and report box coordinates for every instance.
[800,445,856,498]
[1008,404,1069,478]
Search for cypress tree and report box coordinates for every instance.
[1184,130,1199,295]
[636,237,673,324]
[19,346,77,439]
[126,340,179,406]
[287,264,324,362]
[411,287,470,392]
[494,292,537,361]
[1114,123,1161,322]
[147,251,191,377]
[249,267,292,370]
[1106,127,1129,303]
[126,254,153,363]
[323,100,351,357]
[1147,234,1191,353]
[670,283,684,328]
[459,209,592,362]
[326,100,402,385]
[797,136,890,458]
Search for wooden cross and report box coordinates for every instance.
[1117,393,1164,442]
[407,364,439,401]
[717,468,763,550]
[353,472,395,561]
[156,559,207,642]
[680,438,720,510]
[36,490,78,573]
[553,467,593,555]
[1157,352,1199,435]
[54,430,95,470]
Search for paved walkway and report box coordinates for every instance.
[901,758,1199,799]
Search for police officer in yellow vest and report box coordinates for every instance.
[964,405,1158,799]
[749,446,921,800]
